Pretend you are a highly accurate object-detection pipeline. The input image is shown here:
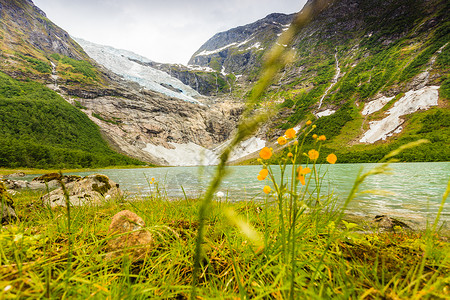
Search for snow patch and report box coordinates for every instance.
[229,137,266,161]
[144,142,218,166]
[195,43,237,56]
[221,66,227,76]
[315,109,336,118]
[143,137,266,166]
[362,95,395,115]
[246,42,263,51]
[360,86,439,143]
[187,65,215,72]
[195,38,258,57]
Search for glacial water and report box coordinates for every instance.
[18,162,450,227]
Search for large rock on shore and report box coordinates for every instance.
[41,174,122,207]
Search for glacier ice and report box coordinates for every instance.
[74,37,202,104]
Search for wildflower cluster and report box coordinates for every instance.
[254,120,340,273]
[257,121,337,195]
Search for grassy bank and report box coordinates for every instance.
[1,187,448,299]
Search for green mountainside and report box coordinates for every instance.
[189,0,450,162]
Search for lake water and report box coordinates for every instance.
[17,162,450,227]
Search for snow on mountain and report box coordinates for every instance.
[143,137,266,166]
[360,86,440,143]
[74,37,202,104]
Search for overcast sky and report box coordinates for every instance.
[32,0,307,64]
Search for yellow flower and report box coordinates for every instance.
[287,152,293,158]
[308,149,319,160]
[259,147,272,160]
[263,185,271,194]
[285,128,296,139]
[318,135,326,141]
[298,175,306,185]
[306,120,312,125]
[312,134,318,139]
[258,169,269,180]
[296,166,311,185]
[297,166,311,175]
[312,125,317,129]
[293,140,299,146]
[277,136,287,145]
[326,153,337,164]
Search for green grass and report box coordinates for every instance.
[1,170,448,299]
[0,72,144,169]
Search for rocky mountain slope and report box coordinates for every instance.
[0,0,244,167]
[188,13,294,77]
[189,0,449,162]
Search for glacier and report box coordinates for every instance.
[74,37,202,104]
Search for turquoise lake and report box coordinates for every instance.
[18,162,450,228]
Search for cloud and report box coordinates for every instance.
[33,0,306,64]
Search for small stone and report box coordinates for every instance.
[106,210,153,260]
[373,215,412,232]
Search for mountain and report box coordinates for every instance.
[189,0,450,162]
[0,0,243,167]
[188,13,294,78]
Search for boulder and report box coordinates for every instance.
[41,174,122,207]
[106,210,153,260]
[0,182,17,223]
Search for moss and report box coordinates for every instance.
[33,173,61,182]
[92,175,111,195]
[0,181,13,206]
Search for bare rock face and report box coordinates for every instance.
[71,89,243,165]
[41,174,122,207]
[106,210,153,260]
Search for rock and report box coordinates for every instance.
[0,182,17,223]
[106,210,153,260]
[4,172,26,178]
[33,174,82,190]
[41,174,122,207]
[373,215,412,232]
[1,173,82,191]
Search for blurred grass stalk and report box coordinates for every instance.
[191,0,336,296]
